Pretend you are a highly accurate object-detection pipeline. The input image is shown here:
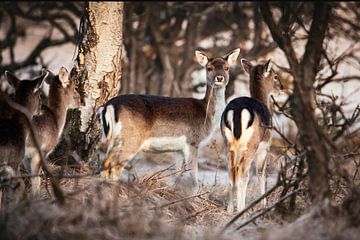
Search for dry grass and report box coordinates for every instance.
[0,164,230,240]
[1,129,359,240]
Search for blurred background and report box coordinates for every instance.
[1,2,359,153]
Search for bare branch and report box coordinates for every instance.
[259,3,298,69]
[233,188,304,232]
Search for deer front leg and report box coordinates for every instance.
[190,146,200,191]
[30,151,42,195]
[23,147,42,195]
[176,145,199,193]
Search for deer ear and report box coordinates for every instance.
[42,69,55,85]
[225,48,240,66]
[263,59,272,77]
[264,59,272,73]
[241,58,252,75]
[195,50,209,67]
[59,67,70,87]
[28,70,47,93]
[5,71,21,88]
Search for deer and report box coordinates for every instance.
[220,58,282,213]
[0,69,47,206]
[97,48,240,191]
[22,67,85,194]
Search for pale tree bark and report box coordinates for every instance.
[66,2,123,161]
[77,2,123,131]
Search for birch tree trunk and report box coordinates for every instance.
[66,2,123,162]
[78,2,123,131]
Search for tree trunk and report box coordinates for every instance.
[260,2,332,203]
[78,2,123,130]
[66,2,123,162]
[290,3,332,202]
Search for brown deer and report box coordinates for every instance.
[22,67,85,194]
[97,48,240,190]
[0,70,47,206]
[220,58,281,213]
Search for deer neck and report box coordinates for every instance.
[250,79,270,108]
[48,96,68,139]
[202,84,226,130]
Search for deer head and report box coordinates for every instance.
[5,69,48,114]
[195,48,240,89]
[46,67,85,109]
[241,58,282,97]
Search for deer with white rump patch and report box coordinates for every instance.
[220,58,282,213]
[22,67,85,194]
[0,70,47,206]
[97,48,240,190]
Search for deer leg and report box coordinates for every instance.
[235,151,253,212]
[23,147,42,195]
[110,133,144,181]
[177,145,187,172]
[227,149,236,213]
[189,146,199,190]
[175,145,199,193]
[255,142,269,208]
[99,133,121,180]
[30,151,42,195]
[110,151,135,180]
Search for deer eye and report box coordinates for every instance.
[207,67,213,72]
[274,75,278,81]
[225,67,229,71]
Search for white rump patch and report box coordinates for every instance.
[238,109,254,150]
[224,110,234,142]
[101,105,122,141]
[104,105,115,139]
[223,109,254,150]
[98,105,123,158]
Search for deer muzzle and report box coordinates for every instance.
[214,75,225,85]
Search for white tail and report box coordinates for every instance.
[0,70,47,207]
[97,48,240,190]
[220,58,281,213]
[22,67,85,195]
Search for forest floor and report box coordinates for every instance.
[1,131,359,240]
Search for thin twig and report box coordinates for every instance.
[220,178,281,234]
[220,172,307,235]
[204,84,214,125]
[149,191,209,210]
[232,188,304,232]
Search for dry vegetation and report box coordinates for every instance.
[1,2,360,240]
[1,163,228,240]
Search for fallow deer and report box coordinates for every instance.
[220,58,281,213]
[0,70,47,206]
[97,48,240,190]
[22,67,85,194]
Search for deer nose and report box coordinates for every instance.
[215,75,224,82]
